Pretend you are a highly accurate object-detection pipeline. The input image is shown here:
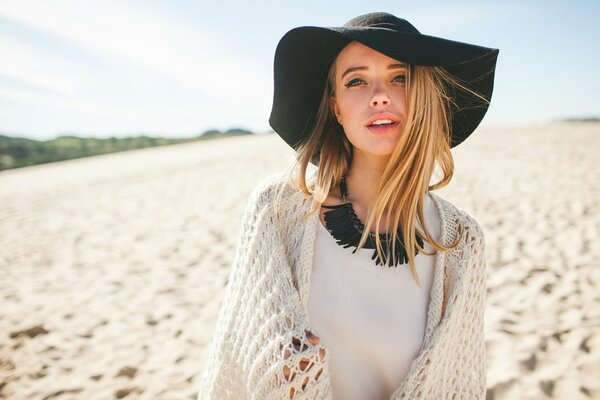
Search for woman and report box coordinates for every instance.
[198,12,499,400]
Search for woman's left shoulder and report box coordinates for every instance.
[428,192,485,246]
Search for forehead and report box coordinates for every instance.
[335,41,402,68]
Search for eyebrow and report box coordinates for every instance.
[340,63,407,80]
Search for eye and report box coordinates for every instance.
[344,78,365,88]
[392,74,406,83]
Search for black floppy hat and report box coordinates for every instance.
[268,12,499,155]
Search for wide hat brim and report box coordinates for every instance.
[268,13,499,160]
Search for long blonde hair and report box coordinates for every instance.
[277,49,488,287]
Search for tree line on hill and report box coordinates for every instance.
[0,128,254,171]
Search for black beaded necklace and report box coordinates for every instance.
[321,175,424,267]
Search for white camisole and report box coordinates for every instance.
[307,193,441,400]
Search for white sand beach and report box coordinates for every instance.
[1,123,599,399]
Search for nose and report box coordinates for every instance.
[370,83,391,107]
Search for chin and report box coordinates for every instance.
[358,147,396,158]
[349,137,401,159]
[367,142,399,156]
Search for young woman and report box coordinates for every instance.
[198,12,499,400]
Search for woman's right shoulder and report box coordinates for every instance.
[248,169,315,207]
[247,171,291,205]
[242,171,295,214]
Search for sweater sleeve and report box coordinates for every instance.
[196,179,273,400]
[197,172,332,399]
[476,221,488,398]
[460,212,488,399]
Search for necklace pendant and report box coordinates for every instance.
[321,175,424,268]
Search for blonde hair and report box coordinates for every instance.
[275,49,489,287]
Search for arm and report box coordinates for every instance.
[197,183,266,400]
[461,213,488,399]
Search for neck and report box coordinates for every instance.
[344,151,389,211]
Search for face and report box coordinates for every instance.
[330,41,408,159]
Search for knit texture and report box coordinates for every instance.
[197,170,487,400]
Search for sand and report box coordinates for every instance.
[0,123,598,399]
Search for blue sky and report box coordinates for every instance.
[1,0,598,140]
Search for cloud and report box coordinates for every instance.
[0,85,113,116]
[0,35,92,96]
[0,0,272,103]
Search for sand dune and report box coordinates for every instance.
[0,123,598,399]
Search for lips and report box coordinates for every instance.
[366,113,400,127]
[369,119,397,127]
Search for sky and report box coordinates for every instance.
[1,0,598,140]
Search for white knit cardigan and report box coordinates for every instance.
[197,170,487,400]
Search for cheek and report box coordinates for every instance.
[394,92,408,114]
[337,94,363,117]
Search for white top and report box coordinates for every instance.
[307,193,442,400]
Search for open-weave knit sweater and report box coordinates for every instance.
[197,170,487,400]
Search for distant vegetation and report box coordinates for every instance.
[560,117,600,122]
[0,128,254,171]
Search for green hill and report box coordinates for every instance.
[0,129,253,171]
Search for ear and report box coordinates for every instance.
[329,97,342,124]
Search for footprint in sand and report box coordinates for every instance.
[579,335,591,353]
[9,324,49,339]
[539,380,555,397]
[520,353,537,371]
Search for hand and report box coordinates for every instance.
[282,330,326,398]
